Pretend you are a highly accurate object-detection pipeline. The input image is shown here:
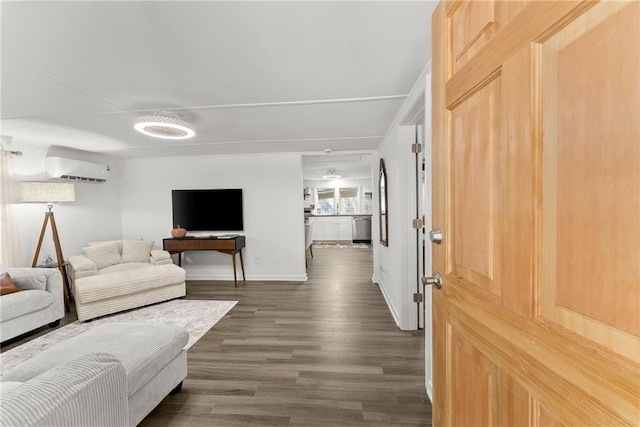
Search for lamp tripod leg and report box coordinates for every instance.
[31,213,50,268]
[48,213,71,313]
[31,212,71,313]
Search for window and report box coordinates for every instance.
[339,188,358,214]
[317,188,335,215]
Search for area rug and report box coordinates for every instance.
[0,299,237,374]
[313,243,371,249]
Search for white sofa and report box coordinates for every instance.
[0,322,188,426]
[0,352,129,426]
[0,268,65,343]
[69,239,186,322]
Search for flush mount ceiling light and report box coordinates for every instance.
[322,169,341,179]
[134,111,195,140]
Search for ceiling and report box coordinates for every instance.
[1,1,436,178]
[302,152,373,181]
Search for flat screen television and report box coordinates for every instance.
[172,189,243,232]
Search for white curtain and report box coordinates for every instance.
[0,149,22,268]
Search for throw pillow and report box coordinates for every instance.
[88,239,123,253]
[83,242,122,270]
[0,273,23,296]
[121,239,154,263]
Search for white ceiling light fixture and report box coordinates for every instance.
[322,169,341,179]
[134,111,195,140]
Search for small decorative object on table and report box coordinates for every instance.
[171,225,187,239]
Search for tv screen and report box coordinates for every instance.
[172,189,243,232]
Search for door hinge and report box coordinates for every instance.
[413,292,423,303]
[411,143,422,154]
[412,218,423,229]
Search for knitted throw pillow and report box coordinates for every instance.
[83,242,122,270]
[121,239,154,263]
[0,273,23,296]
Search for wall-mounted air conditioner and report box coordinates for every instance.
[45,156,111,183]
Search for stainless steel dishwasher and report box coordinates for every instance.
[352,216,372,243]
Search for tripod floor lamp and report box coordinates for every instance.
[20,181,75,312]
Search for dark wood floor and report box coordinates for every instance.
[3,246,432,426]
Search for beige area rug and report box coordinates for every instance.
[0,299,237,374]
[313,243,371,249]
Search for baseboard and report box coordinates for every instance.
[426,379,433,404]
[374,277,402,329]
[185,272,307,282]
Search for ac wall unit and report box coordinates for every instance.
[45,156,111,183]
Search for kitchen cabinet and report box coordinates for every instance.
[338,221,352,240]
[309,216,352,242]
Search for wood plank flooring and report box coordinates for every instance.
[2,246,432,426]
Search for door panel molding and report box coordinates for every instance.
[447,285,639,425]
[538,0,640,362]
[450,77,502,297]
[445,1,597,108]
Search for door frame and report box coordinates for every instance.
[397,66,435,401]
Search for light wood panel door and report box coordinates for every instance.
[431,1,639,426]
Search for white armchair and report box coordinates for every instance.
[0,268,65,343]
[68,239,185,321]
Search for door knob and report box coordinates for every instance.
[429,228,443,244]
[422,272,443,289]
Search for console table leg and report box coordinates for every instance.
[239,250,246,281]
[232,253,238,287]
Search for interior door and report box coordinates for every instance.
[431,1,639,426]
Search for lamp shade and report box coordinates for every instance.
[21,182,76,203]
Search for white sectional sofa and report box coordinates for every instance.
[0,268,65,343]
[0,322,188,426]
[0,352,129,426]
[69,239,186,321]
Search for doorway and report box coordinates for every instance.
[301,152,375,270]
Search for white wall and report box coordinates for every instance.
[374,128,416,329]
[373,67,428,331]
[8,142,122,267]
[6,143,308,281]
[118,153,306,281]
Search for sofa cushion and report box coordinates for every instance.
[2,323,189,398]
[5,270,47,291]
[88,239,123,253]
[0,382,23,394]
[74,264,185,304]
[0,273,22,296]
[83,242,122,270]
[0,290,53,322]
[122,240,153,263]
[98,262,151,275]
[0,352,129,427]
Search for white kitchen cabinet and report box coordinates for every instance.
[338,221,352,240]
[312,221,324,241]
[309,216,352,242]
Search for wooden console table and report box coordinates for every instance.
[163,236,246,287]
